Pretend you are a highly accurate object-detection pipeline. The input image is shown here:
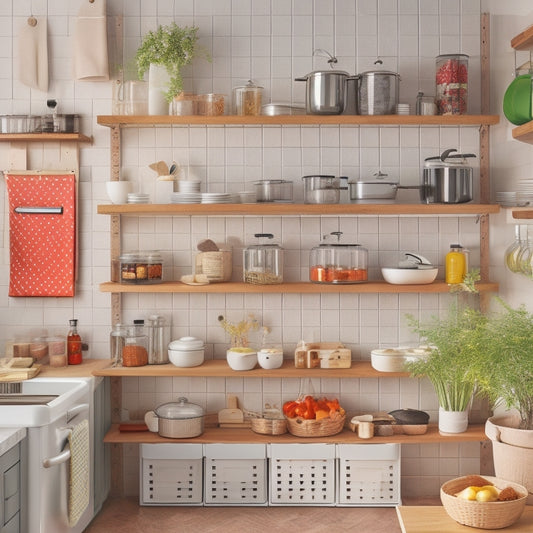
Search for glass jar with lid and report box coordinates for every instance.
[243,233,283,284]
[435,54,468,115]
[233,80,263,116]
[309,231,368,283]
[122,319,149,367]
[119,250,163,284]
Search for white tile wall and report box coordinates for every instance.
[0,0,490,498]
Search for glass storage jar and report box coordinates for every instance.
[243,233,283,284]
[119,251,163,284]
[435,54,468,115]
[233,80,263,116]
[309,232,368,283]
[122,320,149,367]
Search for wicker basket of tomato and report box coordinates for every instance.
[282,396,346,437]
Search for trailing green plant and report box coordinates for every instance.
[135,23,211,101]
[405,303,487,412]
[449,268,481,294]
[474,298,533,430]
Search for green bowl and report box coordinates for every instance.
[503,74,532,125]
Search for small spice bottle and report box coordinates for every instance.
[67,319,83,365]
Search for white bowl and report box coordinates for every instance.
[168,337,205,367]
[257,348,283,369]
[106,181,133,204]
[371,347,430,372]
[381,267,438,285]
[226,348,258,371]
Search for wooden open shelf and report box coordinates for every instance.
[511,121,533,145]
[99,280,499,295]
[97,114,499,128]
[0,132,92,143]
[103,422,487,445]
[511,24,533,50]
[93,359,408,378]
[97,203,500,216]
[512,207,533,220]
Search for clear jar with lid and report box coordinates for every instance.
[119,251,163,284]
[110,323,127,367]
[435,54,468,115]
[122,320,149,367]
[309,232,368,283]
[243,233,283,284]
[233,80,263,116]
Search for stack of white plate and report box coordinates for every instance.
[201,192,235,204]
[178,180,202,193]
[395,103,411,115]
[170,192,202,204]
[495,191,517,206]
[127,192,150,204]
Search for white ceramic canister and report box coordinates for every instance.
[168,337,205,367]
[257,348,284,369]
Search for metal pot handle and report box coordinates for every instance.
[294,77,307,82]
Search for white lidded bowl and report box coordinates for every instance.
[257,348,284,369]
[371,347,430,372]
[168,336,205,367]
[226,348,258,371]
[381,266,438,285]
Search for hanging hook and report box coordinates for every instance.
[313,49,338,68]
[27,16,37,27]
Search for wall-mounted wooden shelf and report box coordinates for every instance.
[99,280,499,295]
[511,208,533,219]
[97,203,500,216]
[103,423,487,445]
[93,359,408,378]
[97,114,499,128]
[0,132,92,143]
[511,24,533,50]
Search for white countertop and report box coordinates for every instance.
[0,427,26,456]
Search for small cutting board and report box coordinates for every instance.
[0,363,41,382]
[218,395,244,424]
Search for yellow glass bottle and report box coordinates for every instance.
[445,244,466,284]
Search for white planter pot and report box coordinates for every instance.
[486,415,533,503]
[148,63,171,115]
[438,406,468,434]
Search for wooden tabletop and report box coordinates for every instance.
[396,506,533,532]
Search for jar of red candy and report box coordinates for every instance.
[435,54,468,115]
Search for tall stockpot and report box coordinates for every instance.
[295,70,350,114]
[421,149,476,204]
[359,71,400,115]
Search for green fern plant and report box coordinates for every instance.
[135,23,211,101]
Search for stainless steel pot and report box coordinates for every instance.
[144,397,205,438]
[359,71,400,115]
[295,70,350,114]
[421,149,476,204]
[254,179,293,202]
[348,173,420,201]
[302,175,348,204]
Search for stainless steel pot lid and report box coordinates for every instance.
[154,397,205,419]
[297,70,350,79]
[360,70,400,78]
[424,148,476,167]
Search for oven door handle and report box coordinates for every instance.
[67,403,90,422]
[43,446,71,468]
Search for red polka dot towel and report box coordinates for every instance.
[5,173,76,297]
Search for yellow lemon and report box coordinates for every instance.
[456,487,478,501]
[476,488,498,502]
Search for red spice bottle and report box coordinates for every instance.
[67,319,82,365]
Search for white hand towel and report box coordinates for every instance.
[73,0,109,81]
[18,17,49,92]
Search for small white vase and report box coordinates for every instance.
[438,406,469,434]
[148,63,171,115]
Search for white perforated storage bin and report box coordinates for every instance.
[204,443,268,506]
[268,444,336,506]
[336,444,401,506]
[140,443,203,506]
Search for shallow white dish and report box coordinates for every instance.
[381,267,438,285]
[371,347,429,372]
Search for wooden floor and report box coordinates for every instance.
[85,497,413,533]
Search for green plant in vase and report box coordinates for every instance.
[404,303,487,433]
[135,23,211,102]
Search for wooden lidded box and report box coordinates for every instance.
[294,342,351,369]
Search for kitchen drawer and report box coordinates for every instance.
[3,463,19,500]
